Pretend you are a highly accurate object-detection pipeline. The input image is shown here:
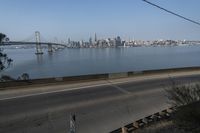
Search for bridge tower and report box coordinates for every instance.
[35,31,43,54]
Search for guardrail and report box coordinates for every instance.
[1,66,200,89]
[110,107,176,133]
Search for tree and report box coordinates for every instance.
[0,33,6,43]
[21,73,30,80]
[0,33,12,72]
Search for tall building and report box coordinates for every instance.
[68,38,71,45]
[89,37,92,46]
[94,33,97,42]
[115,36,122,47]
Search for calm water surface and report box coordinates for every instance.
[1,46,200,79]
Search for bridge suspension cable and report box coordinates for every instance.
[19,33,35,42]
[40,34,49,43]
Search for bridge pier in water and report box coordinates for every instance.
[35,31,43,55]
[48,44,53,52]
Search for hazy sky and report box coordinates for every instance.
[0,0,200,41]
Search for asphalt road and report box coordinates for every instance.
[0,75,200,133]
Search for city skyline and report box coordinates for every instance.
[1,0,200,41]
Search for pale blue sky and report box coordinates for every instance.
[0,0,200,41]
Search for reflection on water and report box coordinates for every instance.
[36,54,43,64]
[1,46,200,79]
[47,52,53,61]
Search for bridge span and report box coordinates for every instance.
[0,31,67,54]
[1,41,67,47]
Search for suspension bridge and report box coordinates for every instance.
[0,31,67,54]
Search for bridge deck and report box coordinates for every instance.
[0,41,67,47]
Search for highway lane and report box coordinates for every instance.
[0,75,200,133]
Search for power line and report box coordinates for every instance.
[142,0,200,26]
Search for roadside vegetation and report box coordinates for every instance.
[0,33,12,71]
[0,33,14,81]
[167,83,200,133]
[135,120,187,133]
[0,33,30,81]
[136,83,200,133]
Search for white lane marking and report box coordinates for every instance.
[0,77,150,101]
[1,73,200,101]
[0,83,110,101]
[0,79,134,101]
[106,80,131,94]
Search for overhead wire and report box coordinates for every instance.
[142,0,200,26]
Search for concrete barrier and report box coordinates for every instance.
[55,77,63,81]
[0,74,108,89]
[109,72,128,79]
[0,67,200,89]
[142,67,200,74]
[128,71,143,76]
